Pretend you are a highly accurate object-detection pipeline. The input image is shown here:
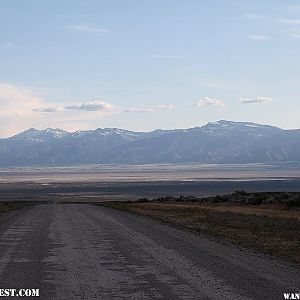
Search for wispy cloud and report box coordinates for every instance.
[239,97,274,104]
[33,106,61,113]
[280,18,300,25]
[248,34,271,41]
[68,25,110,35]
[195,97,225,107]
[1,41,16,48]
[34,99,173,114]
[278,18,300,38]
[65,100,118,112]
[152,55,184,60]
[124,104,174,113]
[0,83,126,137]
[0,83,52,137]
[0,83,42,113]
[288,28,300,38]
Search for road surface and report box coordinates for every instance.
[0,204,299,299]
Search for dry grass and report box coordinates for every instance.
[102,201,300,264]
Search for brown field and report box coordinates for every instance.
[101,201,300,264]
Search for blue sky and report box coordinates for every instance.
[0,0,300,137]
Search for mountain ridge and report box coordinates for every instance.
[1,120,300,166]
[6,120,285,140]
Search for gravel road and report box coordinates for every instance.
[0,204,299,299]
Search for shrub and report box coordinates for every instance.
[136,198,149,203]
[246,194,263,205]
[285,194,300,207]
[233,190,248,198]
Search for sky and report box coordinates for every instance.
[0,0,300,137]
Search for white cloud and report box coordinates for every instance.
[0,83,175,137]
[0,83,122,137]
[68,25,110,35]
[35,99,172,114]
[195,97,225,107]
[125,104,174,113]
[280,18,300,25]
[65,100,118,112]
[248,34,271,41]
[239,97,274,104]
[1,41,16,48]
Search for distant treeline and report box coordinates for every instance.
[136,191,300,207]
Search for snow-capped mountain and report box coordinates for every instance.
[13,128,70,142]
[0,120,299,166]
[200,120,281,135]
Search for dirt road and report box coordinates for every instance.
[0,204,299,299]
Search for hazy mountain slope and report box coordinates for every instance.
[102,121,285,164]
[0,120,299,166]
[0,128,146,165]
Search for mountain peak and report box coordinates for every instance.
[202,120,281,131]
[13,128,41,139]
[44,128,69,137]
[206,120,264,127]
[14,127,69,140]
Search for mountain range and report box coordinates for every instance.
[0,120,300,166]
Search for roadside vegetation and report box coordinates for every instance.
[135,191,300,207]
[101,191,300,264]
[0,201,35,214]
